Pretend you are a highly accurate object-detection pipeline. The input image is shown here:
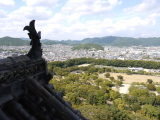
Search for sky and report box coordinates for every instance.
[0,0,160,40]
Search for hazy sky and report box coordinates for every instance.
[0,0,160,40]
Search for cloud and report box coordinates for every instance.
[0,0,159,40]
[0,5,53,38]
[0,0,15,7]
[65,13,81,24]
[61,0,122,15]
[114,17,150,29]
[124,0,160,13]
[149,13,160,18]
[41,15,155,40]
[108,0,122,6]
[0,9,7,18]
[0,14,157,40]
[22,0,59,8]
[8,6,52,21]
[106,17,156,37]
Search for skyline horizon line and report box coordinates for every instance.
[1,35,160,41]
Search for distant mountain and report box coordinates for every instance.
[0,36,160,46]
[20,38,30,41]
[80,36,160,46]
[42,40,67,45]
[41,39,50,43]
[81,36,118,45]
[51,36,160,46]
[0,37,29,46]
[0,37,67,46]
[61,40,81,45]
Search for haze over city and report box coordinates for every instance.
[0,0,160,40]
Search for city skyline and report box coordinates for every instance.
[0,0,160,40]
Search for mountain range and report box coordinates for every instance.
[0,36,160,46]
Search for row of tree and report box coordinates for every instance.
[48,57,160,70]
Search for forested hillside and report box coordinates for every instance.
[0,37,29,46]
[81,36,160,46]
[64,36,160,46]
[72,43,104,50]
[0,37,67,46]
[42,40,67,45]
[1,36,160,46]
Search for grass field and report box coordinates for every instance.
[99,73,160,84]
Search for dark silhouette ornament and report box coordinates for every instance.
[24,20,42,59]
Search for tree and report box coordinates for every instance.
[108,106,130,120]
[115,81,123,87]
[77,105,112,120]
[147,84,156,91]
[146,93,156,105]
[147,79,153,84]
[118,104,125,110]
[129,113,151,120]
[88,67,98,73]
[126,70,132,75]
[117,75,123,81]
[100,80,113,87]
[66,93,81,105]
[110,90,120,100]
[104,73,110,78]
[98,68,105,73]
[128,85,139,93]
[114,98,123,107]
[139,105,160,119]
[156,95,160,105]
[137,96,147,105]
[86,93,98,105]
[109,76,114,81]
[156,86,160,94]
[130,88,149,97]
[89,74,98,80]
[105,68,111,72]
[95,79,103,86]
[131,103,141,112]
[65,73,80,82]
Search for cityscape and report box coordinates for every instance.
[1,0,160,119]
[1,44,160,62]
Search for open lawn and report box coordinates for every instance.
[78,64,90,67]
[99,73,160,84]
